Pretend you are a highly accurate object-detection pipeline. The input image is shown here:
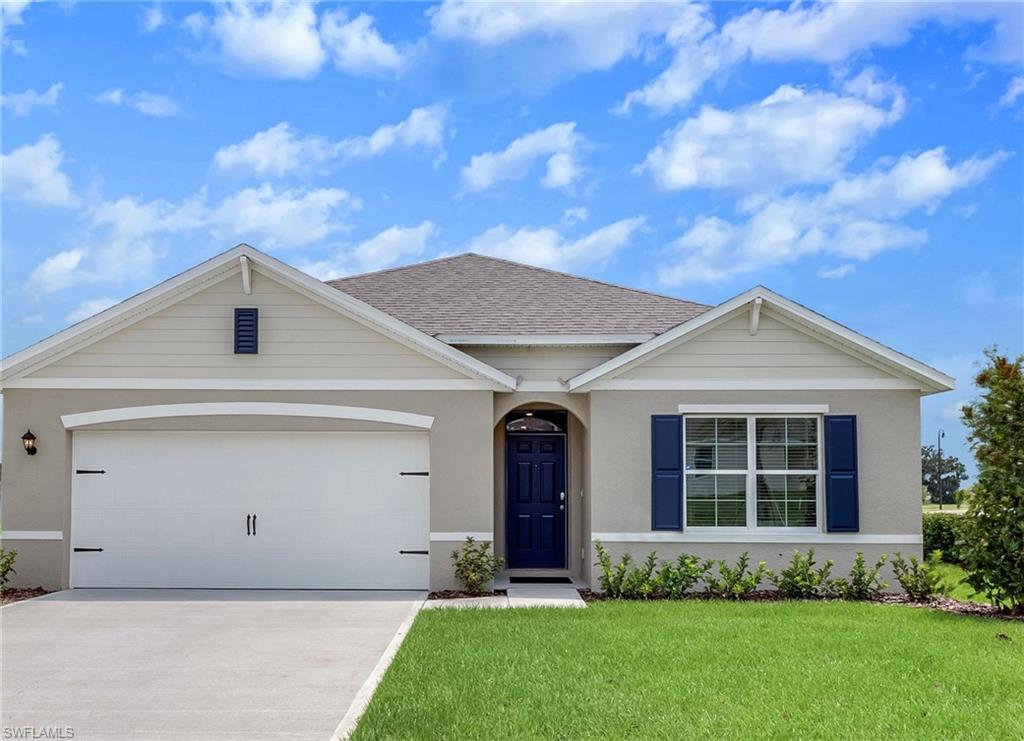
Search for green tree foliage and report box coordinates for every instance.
[921,445,968,504]
[960,349,1024,612]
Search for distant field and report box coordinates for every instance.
[923,504,966,513]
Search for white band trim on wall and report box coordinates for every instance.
[430,532,494,541]
[61,402,435,430]
[677,404,830,414]
[1,531,64,541]
[592,532,922,545]
[8,378,496,391]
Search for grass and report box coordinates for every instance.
[354,601,1023,740]
[933,562,990,604]
[922,503,966,513]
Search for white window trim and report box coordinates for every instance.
[682,414,823,534]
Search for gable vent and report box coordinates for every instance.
[234,308,259,354]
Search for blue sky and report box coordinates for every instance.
[2,1,1022,474]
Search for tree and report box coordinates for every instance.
[959,349,1024,612]
[921,445,967,504]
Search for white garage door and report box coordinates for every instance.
[71,431,429,589]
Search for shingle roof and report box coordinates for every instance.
[326,253,710,336]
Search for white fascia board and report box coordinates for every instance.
[2,244,517,391]
[438,333,653,346]
[61,402,434,430]
[568,286,954,394]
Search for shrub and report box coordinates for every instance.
[891,550,942,601]
[832,552,889,600]
[960,350,1024,612]
[652,553,708,599]
[450,537,504,595]
[0,548,16,589]
[704,552,768,600]
[922,513,966,565]
[769,549,836,599]
[594,542,708,599]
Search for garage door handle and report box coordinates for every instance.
[251,514,257,536]
[246,514,251,536]
[74,547,104,552]
[399,550,428,555]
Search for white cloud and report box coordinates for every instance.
[141,4,164,32]
[214,106,447,176]
[817,264,855,279]
[997,75,1024,109]
[1,0,35,25]
[204,1,326,79]
[659,148,1008,285]
[823,147,1010,217]
[320,10,404,75]
[27,249,85,294]
[562,206,588,225]
[95,89,181,117]
[65,297,120,324]
[430,1,704,73]
[26,184,358,295]
[300,221,437,279]
[1,82,62,116]
[335,105,447,161]
[467,216,645,271]
[462,122,584,192]
[215,123,331,176]
[620,2,1022,113]
[640,84,903,193]
[208,184,356,248]
[1,134,78,207]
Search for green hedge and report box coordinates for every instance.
[923,512,967,565]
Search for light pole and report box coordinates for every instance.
[937,429,945,511]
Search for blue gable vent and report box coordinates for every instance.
[234,308,259,354]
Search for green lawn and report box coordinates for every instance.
[354,601,1023,740]
[922,503,966,513]
[933,562,990,604]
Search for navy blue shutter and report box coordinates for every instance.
[824,415,859,532]
[234,308,259,354]
[651,415,683,530]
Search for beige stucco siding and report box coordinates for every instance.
[2,388,492,590]
[589,389,920,536]
[617,312,898,380]
[28,270,467,380]
[459,345,631,382]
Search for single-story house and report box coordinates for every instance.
[1,245,953,591]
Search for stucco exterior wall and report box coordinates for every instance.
[2,388,493,590]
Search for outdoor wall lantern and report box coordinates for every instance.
[22,429,37,455]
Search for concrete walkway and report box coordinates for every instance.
[424,584,586,609]
[1,589,423,741]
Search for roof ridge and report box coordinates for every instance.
[326,253,475,284]
[463,252,709,308]
[328,251,709,308]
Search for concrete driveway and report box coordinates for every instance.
[1,590,424,741]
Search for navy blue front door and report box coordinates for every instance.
[505,435,566,568]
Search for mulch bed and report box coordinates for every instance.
[1,587,50,605]
[578,589,1023,621]
[428,589,508,600]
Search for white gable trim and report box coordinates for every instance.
[568,286,954,394]
[1,244,517,390]
[61,402,434,430]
